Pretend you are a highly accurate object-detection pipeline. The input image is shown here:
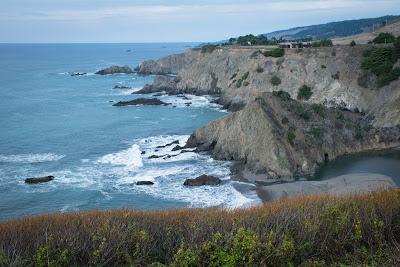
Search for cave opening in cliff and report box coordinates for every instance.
[324,153,329,162]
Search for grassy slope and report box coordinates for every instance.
[0,190,399,266]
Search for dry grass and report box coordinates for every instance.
[0,190,400,266]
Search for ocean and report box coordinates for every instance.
[0,43,260,221]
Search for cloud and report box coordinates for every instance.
[3,1,393,21]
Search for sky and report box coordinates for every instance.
[1,0,400,43]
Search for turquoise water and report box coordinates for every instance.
[0,43,259,221]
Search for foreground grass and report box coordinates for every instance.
[0,190,399,266]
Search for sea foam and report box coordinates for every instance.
[0,153,65,163]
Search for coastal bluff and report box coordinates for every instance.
[136,45,400,127]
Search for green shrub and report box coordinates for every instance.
[312,39,333,47]
[201,44,218,53]
[373,32,396,44]
[297,85,313,100]
[310,127,324,139]
[293,105,311,120]
[287,128,296,145]
[256,66,264,73]
[243,81,250,86]
[350,40,356,46]
[241,72,249,80]
[230,73,237,80]
[273,90,291,101]
[235,79,242,88]
[262,48,285,57]
[321,65,327,69]
[311,103,325,117]
[270,75,281,86]
[361,47,400,87]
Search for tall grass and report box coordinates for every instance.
[0,190,399,266]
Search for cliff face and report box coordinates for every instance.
[185,93,400,181]
[136,46,400,127]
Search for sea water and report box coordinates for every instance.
[0,43,260,221]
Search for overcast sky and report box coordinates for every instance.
[1,0,400,43]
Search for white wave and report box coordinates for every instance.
[96,144,143,171]
[0,153,65,163]
[158,94,224,111]
[114,87,142,95]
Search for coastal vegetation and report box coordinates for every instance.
[361,36,400,87]
[373,32,396,44]
[261,48,285,58]
[0,190,399,266]
[201,44,218,53]
[270,75,281,86]
[297,85,313,100]
[311,39,333,47]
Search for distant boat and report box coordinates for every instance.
[126,49,132,52]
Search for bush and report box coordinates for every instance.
[262,48,285,57]
[256,66,264,73]
[373,32,396,44]
[310,127,323,139]
[361,47,400,87]
[297,85,313,100]
[270,75,281,86]
[311,103,325,117]
[321,65,327,69]
[1,190,400,266]
[243,81,250,86]
[312,39,333,47]
[287,128,296,145]
[273,90,291,101]
[235,72,250,88]
[201,44,218,53]
[350,40,356,46]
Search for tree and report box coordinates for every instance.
[350,40,356,46]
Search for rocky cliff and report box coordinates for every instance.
[185,92,400,181]
[136,45,400,127]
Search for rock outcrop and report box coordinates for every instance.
[112,98,169,106]
[96,65,134,75]
[136,181,154,186]
[183,175,222,186]
[185,92,400,181]
[257,173,396,201]
[25,176,54,184]
[136,46,400,126]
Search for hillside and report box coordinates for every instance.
[263,15,400,40]
[333,20,400,44]
[0,190,399,266]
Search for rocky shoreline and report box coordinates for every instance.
[131,45,400,200]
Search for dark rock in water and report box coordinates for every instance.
[95,65,134,75]
[113,98,170,106]
[180,149,193,154]
[109,100,114,103]
[184,175,221,186]
[136,181,154,185]
[113,85,131,89]
[153,93,164,97]
[185,102,192,106]
[156,140,179,149]
[141,151,146,155]
[148,155,162,159]
[69,72,87,77]
[25,176,54,184]
[171,145,184,151]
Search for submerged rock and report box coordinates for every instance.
[69,72,87,77]
[136,181,154,186]
[112,98,169,106]
[95,65,134,75]
[183,175,221,186]
[113,85,131,89]
[25,176,54,184]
